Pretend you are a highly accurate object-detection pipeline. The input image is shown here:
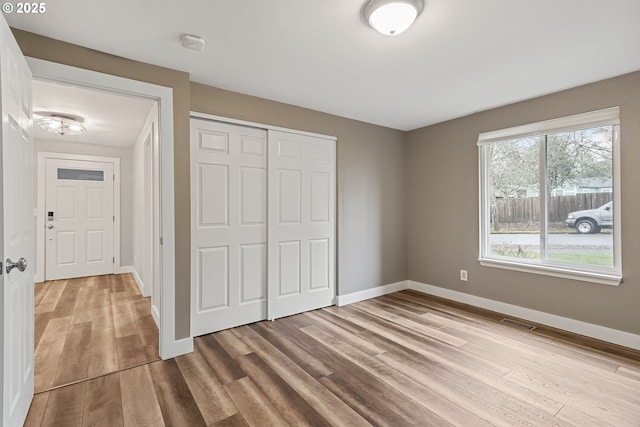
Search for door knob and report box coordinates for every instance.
[6,257,27,274]
[47,224,54,229]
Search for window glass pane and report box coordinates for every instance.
[57,168,104,181]
[546,126,614,268]
[488,137,540,261]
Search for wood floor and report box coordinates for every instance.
[26,289,640,426]
[34,274,159,393]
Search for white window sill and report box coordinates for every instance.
[478,257,622,287]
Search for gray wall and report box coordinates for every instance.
[191,83,408,295]
[407,70,640,335]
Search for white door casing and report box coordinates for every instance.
[191,119,268,336]
[0,15,34,427]
[267,130,336,320]
[45,158,115,280]
[28,59,177,359]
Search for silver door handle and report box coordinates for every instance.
[6,257,27,274]
[47,224,54,229]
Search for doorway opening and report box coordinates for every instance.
[32,77,163,391]
[27,57,177,361]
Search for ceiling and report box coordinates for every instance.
[8,0,640,131]
[32,79,156,147]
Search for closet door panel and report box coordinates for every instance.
[191,119,267,336]
[268,130,336,320]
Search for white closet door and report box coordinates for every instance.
[267,130,336,320]
[191,119,268,336]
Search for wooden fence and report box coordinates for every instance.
[493,193,612,223]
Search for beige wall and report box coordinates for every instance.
[14,29,408,338]
[191,83,408,294]
[407,71,640,334]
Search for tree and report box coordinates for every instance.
[489,125,613,199]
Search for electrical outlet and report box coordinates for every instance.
[460,270,468,281]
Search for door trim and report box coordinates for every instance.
[28,58,180,359]
[36,152,120,282]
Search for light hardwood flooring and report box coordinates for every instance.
[34,274,159,393]
[26,289,640,426]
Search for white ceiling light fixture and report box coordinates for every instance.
[362,0,424,36]
[181,34,206,51]
[37,114,86,136]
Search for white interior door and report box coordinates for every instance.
[45,158,114,280]
[191,119,268,336]
[0,15,34,427]
[267,130,336,320]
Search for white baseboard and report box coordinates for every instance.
[131,270,145,295]
[408,281,640,351]
[118,265,150,297]
[173,337,194,357]
[336,281,408,306]
[116,265,134,274]
[151,305,160,328]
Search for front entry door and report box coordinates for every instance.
[45,158,115,280]
[0,14,34,427]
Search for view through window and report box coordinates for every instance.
[479,108,621,281]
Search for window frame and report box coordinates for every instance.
[478,107,622,286]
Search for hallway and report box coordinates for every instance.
[34,274,159,393]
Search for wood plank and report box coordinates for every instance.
[34,311,54,349]
[111,297,137,338]
[72,283,96,324]
[116,334,148,369]
[505,370,640,426]
[236,352,332,427]
[175,351,238,425]
[334,304,512,377]
[34,316,72,392]
[224,377,289,427]
[110,274,126,293]
[196,334,246,385]
[23,392,49,427]
[34,281,52,306]
[83,374,124,427]
[53,321,92,386]
[148,359,207,427]
[250,321,334,379]
[87,307,119,378]
[214,329,253,358]
[240,328,371,427]
[119,364,165,427]
[130,297,151,321]
[35,280,66,314]
[617,365,640,382]
[40,382,86,427]
[214,413,250,427]
[53,280,81,317]
[301,324,488,427]
[556,405,616,427]
[136,314,160,361]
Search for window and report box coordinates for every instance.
[478,107,621,285]
[57,168,104,181]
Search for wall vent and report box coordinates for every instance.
[500,318,536,331]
